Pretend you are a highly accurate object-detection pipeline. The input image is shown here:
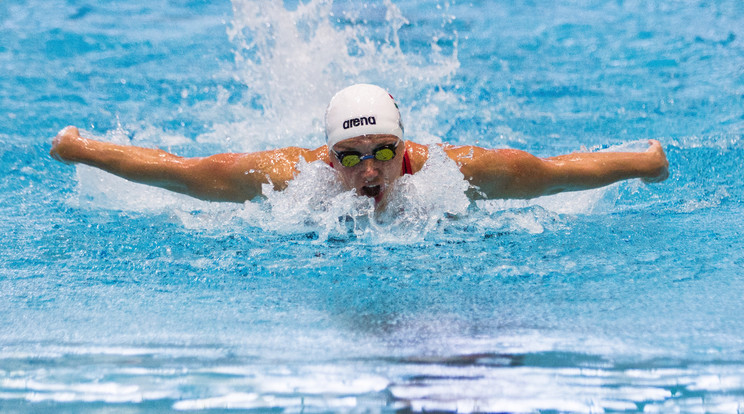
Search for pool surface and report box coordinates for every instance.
[2,0,744,412]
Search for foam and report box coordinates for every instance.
[213,0,459,150]
[71,138,630,240]
[69,2,643,240]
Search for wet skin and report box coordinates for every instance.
[329,134,405,205]
[50,127,668,205]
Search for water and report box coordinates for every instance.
[2,0,744,412]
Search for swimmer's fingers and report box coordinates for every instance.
[641,139,669,183]
[646,139,663,153]
[50,126,82,164]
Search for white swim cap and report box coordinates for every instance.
[325,84,404,149]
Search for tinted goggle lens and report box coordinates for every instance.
[340,155,362,167]
[337,144,397,167]
[374,147,396,161]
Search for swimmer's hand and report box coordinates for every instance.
[50,126,84,164]
[641,139,669,183]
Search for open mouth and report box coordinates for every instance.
[360,185,381,199]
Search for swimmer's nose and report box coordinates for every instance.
[360,158,379,180]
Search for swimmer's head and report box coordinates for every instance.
[325,84,404,148]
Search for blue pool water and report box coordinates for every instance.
[2,0,744,412]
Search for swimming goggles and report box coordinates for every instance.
[331,141,400,167]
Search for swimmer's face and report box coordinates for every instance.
[330,134,405,204]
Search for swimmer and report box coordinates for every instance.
[50,84,669,207]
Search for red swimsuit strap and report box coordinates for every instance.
[401,148,412,175]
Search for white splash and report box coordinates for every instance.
[68,1,644,239]
[203,0,460,151]
[372,144,471,239]
[238,145,470,242]
[239,159,376,240]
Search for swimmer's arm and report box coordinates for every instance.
[50,126,328,202]
[446,140,669,199]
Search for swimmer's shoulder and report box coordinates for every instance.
[302,145,330,164]
[405,141,429,174]
[268,145,330,165]
[405,141,483,174]
[231,146,330,175]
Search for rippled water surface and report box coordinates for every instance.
[2,0,744,412]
